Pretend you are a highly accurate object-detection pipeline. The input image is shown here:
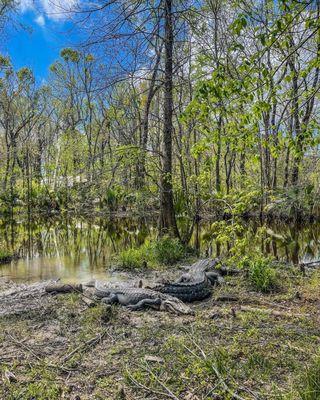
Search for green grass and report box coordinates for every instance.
[118,246,147,269]
[118,235,188,269]
[0,269,319,399]
[300,355,320,400]
[248,256,279,293]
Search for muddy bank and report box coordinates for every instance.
[0,269,319,399]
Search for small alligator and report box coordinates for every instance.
[94,281,194,315]
[152,258,223,302]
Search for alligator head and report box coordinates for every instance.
[161,298,195,315]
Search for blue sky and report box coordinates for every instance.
[3,1,80,81]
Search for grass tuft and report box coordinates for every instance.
[300,356,320,400]
[118,235,188,268]
[248,256,279,293]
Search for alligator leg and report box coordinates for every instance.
[175,273,192,283]
[101,294,118,304]
[127,298,161,311]
[206,272,224,285]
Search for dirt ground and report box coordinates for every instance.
[0,268,319,400]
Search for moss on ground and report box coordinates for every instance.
[0,269,319,399]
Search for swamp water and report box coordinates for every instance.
[0,216,319,283]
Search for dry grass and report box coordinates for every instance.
[0,268,319,400]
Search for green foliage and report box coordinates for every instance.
[247,256,279,293]
[219,189,262,216]
[151,236,186,265]
[17,67,34,84]
[118,246,147,269]
[0,247,13,263]
[299,356,320,400]
[104,188,118,210]
[173,189,190,216]
[0,54,10,69]
[5,366,63,400]
[20,380,62,400]
[264,186,318,219]
[118,236,187,269]
[60,48,80,62]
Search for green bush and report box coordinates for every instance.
[118,236,187,269]
[118,246,147,269]
[264,185,318,219]
[300,356,320,400]
[151,236,186,264]
[0,248,14,263]
[248,256,279,293]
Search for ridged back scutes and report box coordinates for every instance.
[191,258,219,274]
[95,281,159,298]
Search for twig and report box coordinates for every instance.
[126,366,175,399]
[143,362,180,400]
[185,335,246,400]
[6,332,75,372]
[238,305,310,318]
[7,333,42,361]
[61,330,107,363]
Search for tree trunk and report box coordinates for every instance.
[137,44,162,188]
[159,0,179,238]
[216,115,222,192]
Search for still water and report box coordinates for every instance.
[0,216,319,283]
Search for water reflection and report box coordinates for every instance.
[0,216,319,283]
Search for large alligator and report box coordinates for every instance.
[152,258,223,302]
[94,281,194,315]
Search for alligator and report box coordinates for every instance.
[152,258,223,302]
[176,258,224,284]
[94,281,194,315]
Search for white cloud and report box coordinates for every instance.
[40,0,78,20]
[20,0,79,21]
[20,0,34,12]
[35,14,45,27]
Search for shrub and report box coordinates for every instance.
[248,256,279,293]
[0,248,14,263]
[117,236,187,269]
[300,356,320,400]
[118,246,147,269]
[151,236,186,265]
[264,185,317,219]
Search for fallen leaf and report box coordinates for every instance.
[144,355,164,363]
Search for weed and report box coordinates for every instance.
[300,356,320,400]
[151,236,186,264]
[118,245,148,269]
[7,367,64,400]
[118,235,187,268]
[248,256,279,292]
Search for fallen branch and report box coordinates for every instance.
[6,332,76,373]
[45,283,83,294]
[143,362,180,400]
[215,295,239,302]
[184,335,246,400]
[126,366,177,399]
[237,305,310,318]
[300,260,320,268]
[61,330,107,363]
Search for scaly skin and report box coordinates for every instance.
[152,258,223,302]
[152,279,212,302]
[94,282,194,315]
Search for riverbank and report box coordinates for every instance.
[1,182,320,224]
[0,266,319,399]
